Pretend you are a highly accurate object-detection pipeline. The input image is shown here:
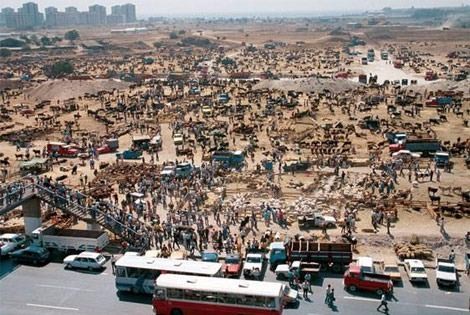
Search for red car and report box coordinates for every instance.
[223,253,242,278]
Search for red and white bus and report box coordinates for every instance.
[153,274,286,315]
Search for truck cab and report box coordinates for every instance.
[434,152,450,168]
[269,242,287,270]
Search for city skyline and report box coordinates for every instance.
[1,0,470,18]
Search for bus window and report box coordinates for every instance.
[184,290,200,301]
[154,288,166,300]
[254,296,266,307]
[266,297,276,308]
[218,292,236,305]
[167,288,183,299]
[200,292,217,303]
[116,267,126,277]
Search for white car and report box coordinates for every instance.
[404,259,428,283]
[243,253,264,280]
[314,213,337,228]
[392,150,421,160]
[63,252,106,271]
[435,258,457,287]
[173,133,184,146]
[160,165,176,178]
[0,233,27,256]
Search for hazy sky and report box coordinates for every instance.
[2,0,470,17]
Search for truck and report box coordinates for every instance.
[344,264,394,296]
[358,74,368,84]
[211,150,245,169]
[425,71,438,81]
[47,142,80,158]
[31,225,109,253]
[434,152,451,168]
[269,240,352,272]
[425,96,452,107]
[404,139,441,157]
[243,252,265,280]
[367,49,375,62]
[275,260,321,281]
[435,258,457,287]
[381,51,389,60]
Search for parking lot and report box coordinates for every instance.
[1,256,469,315]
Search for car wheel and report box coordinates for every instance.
[32,260,38,265]
[348,285,357,292]
[327,223,335,228]
[66,264,72,269]
[376,289,384,296]
[170,308,183,315]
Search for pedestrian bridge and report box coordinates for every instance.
[0,182,140,244]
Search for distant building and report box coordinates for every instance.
[1,2,136,29]
[121,4,136,23]
[88,4,107,25]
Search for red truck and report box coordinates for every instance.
[47,142,80,158]
[344,264,393,296]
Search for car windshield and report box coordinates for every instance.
[385,266,399,272]
[226,257,239,264]
[438,265,455,273]
[97,255,106,263]
[203,253,217,260]
[247,257,261,263]
[411,267,425,273]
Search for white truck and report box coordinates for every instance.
[0,233,27,256]
[31,225,109,253]
[435,258,457,287]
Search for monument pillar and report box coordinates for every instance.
[22,197,41,236]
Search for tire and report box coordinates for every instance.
[327,223,335,228]
[66,264,72,269]
[32,260,38,265]
[348,285,357,292]
[376,289,384,296]
[170,309,183,315]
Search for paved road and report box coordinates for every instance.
[1,257,469,315]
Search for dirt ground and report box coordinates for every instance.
[1,21,469,268]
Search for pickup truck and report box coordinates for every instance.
[344,264,393,296]
[243,252,264,280]
[435,258,457,287]
[298,214,337,229]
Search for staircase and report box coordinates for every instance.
[0,182,140,244]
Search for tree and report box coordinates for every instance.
[40,36,52,46]
[64,30,80,42]
[45,60,74,78]
[153,41,164,48]
[169,31,178,39]
[0,48,12,58]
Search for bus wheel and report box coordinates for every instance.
[170,308,183,315]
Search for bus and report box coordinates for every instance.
[153,274,286,315]
[115,255,223,294]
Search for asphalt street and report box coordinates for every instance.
[1,257,469,315]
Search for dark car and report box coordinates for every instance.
[10,246,50,265]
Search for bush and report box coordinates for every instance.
[181,37,214,48]
[0,48,12,58]
[169,31,178,39]
[153,41,164,48]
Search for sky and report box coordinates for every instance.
[2,0,470,17]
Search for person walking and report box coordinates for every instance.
[302,280,309,299]
[325,284,331,304]
[377,294,389,312]
[328,288,335,307]
[304,272,312,293]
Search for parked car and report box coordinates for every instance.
[0,233,27,256]
[435,258,457,287]
[243,252,265,280]
[63,252,106,271]
[10,246,50,265]
[298,213,337,229]
[223,253,242,278]
[201,250,219,263]
[382,263,402,282]
[404,259,428,283]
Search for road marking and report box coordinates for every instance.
[343,296,378,303]
[26,303,79,311]
[36,284,95,292]
[425,304,469,312]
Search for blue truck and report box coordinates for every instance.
[211,150,244,169]
[404,139,441,157]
